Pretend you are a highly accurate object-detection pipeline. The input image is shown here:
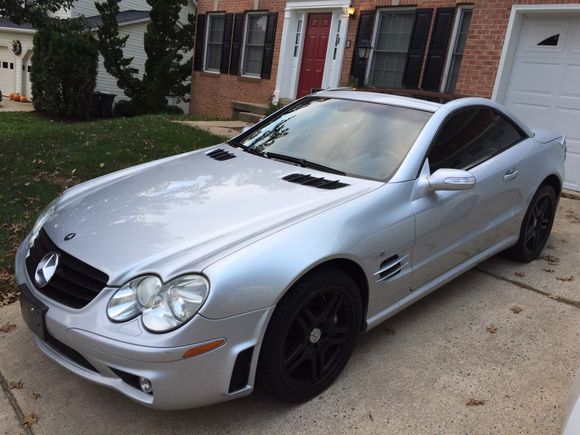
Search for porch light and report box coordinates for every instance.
[346,6,355,16]
[357,39,372,60]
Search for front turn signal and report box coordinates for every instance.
[182,338,226,359]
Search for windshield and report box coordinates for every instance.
[236,97,432,181]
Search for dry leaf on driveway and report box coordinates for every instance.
[0,322,16,333]
[514,272,526,278]
[8,380,23,390]
[543,268,555,273]
[510,306,523,314]
[486,324,498,334]
[556,275,575,282]
[32,392,42,400]
[540,254,560,265]
[466,398,485,406]
[21,414,38,427]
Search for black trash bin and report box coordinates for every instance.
[97,92,115,117]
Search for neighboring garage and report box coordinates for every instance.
[0,46,15,94]
[494,5,580,192]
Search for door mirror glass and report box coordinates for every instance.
[427,168,476,192]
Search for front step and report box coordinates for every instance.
[238,111,263,123]
[232,101,270,119]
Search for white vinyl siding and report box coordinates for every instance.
[369,10,415,88]
[242,13,267,77]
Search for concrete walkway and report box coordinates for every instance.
[174,120,250,138]
[0,100,35,112]
[0,198,579,434]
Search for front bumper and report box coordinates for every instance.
[15,242,274,410]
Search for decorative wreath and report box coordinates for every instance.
[11,40,22,56]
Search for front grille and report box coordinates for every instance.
[282,173,349,190]
[25,228,109,309]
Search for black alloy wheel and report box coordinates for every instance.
[258,268,362,402]
[509,184,557,262]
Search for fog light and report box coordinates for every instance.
[139,377,153,394]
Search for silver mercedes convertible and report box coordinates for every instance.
[16,91,566,409]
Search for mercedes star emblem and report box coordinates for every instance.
[35,252,60,287]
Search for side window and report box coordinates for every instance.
[428,107,526,172]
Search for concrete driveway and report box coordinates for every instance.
[1,197,579,435]
[0,100,34,112]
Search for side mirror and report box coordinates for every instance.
[427,168,476,192]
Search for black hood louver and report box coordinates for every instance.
[207,149,236,161]
[282,173,349,190]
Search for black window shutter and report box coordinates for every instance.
[402,9,433,89]
[261,12,278,79]
[421,7,455,91]
[229,13,244,75]
[350,11,375,77]
[193,14,206,71]
[220,13,234,74]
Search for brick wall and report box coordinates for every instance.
[191,0,580,117]
[190,0,286,118]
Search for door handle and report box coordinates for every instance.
[504,168,518,181]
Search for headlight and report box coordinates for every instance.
[107,274,209,332]
[29,195,61,249]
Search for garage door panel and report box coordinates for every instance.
[504,16,580,191]
[507,60,561,98]
[560,64,580,99]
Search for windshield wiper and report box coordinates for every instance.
[264,152,346,176]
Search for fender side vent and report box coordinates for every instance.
[282,173,349,190]
[229,347,254,393]
[207,149,236,161]
[374,254,409,283]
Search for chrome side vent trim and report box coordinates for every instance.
[207,149,236,161]
[374,254,409,283]
[282,173,349,190]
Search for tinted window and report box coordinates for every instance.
[239,98,432,180]
[428,107,526,172]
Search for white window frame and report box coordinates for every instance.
[240,12,269,78]
[204,13,225,73]
[366,7,417,87]
[440,5,473,93]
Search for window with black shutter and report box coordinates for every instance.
[229,14,245,75]
[193,14,206,71]
[351,10,375,81]
[260,12,278,79]
[421,7,455,91]
[241,12,268,77]
[402,9,433,89]
[204,13,226,73]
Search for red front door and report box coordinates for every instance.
[297,13,332,98]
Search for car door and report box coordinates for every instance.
[410,106,528,288]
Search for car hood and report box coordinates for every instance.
[43,146,379,285]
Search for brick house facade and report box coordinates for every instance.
[190,1,580,190]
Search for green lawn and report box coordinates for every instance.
[0,112,222,305]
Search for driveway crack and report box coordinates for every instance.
[0,366,33,434]
[476,268,580,309]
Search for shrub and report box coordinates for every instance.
[31,19,98,119]
[113,99,138,117]
[164,105,184,115]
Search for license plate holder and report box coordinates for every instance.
[19,284,48,341]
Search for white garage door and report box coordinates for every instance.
[503,15,580,191]
[0,47,16,96]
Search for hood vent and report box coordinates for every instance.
[282,173,349,190]
[374,254,409,283]
[207,149,236,161]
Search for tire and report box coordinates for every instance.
[508,184,557,262]
[257,267,362,403]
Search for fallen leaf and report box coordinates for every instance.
[8,381,23,390]
[540,255,560,265]
[510,306,523,314]
[21,414,38,427]
[466,398,485,407]
[548,294,559,300]
[368,412,374,422]
[556,275,575,282]
[0,322,16,333]
[543,268,555,273]
[31,392,41,400]
[514,272,525,278]
[486,324,498,334]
